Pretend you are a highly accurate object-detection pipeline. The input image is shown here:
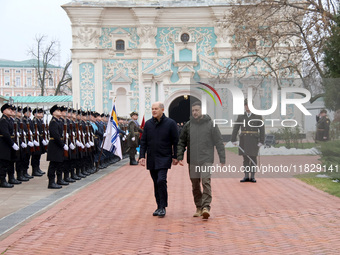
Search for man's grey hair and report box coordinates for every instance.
[153,101,164,109]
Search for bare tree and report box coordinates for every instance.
[225,0,338,101]
[28,35,72,96]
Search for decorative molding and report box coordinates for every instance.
[75,27,100,47]
[79,63,95,110]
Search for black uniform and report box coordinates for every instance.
[46,116,65,188]
[0,114,16,188]
[231,112,265,182]
[30,117,43,176]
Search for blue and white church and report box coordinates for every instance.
[63,0,307,133]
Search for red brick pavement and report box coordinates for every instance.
[0,152,340,254]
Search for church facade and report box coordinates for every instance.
[63,0,306,133]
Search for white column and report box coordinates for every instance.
[73,59,81,108]
[95,59,103,112]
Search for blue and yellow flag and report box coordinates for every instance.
[102,103,122,159]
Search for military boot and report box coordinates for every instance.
[0,177,14,188]
[8,174,22,185]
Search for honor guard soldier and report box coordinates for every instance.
[47,105,68,189]
[316,109,331,142]
[0,103,20,188]
[128,111,143,165]
[7,105,21,185]
[231,99,265,183]
[15,106,29,182]
[30,108,44,177]
[22,107,35,179]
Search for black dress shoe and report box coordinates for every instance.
[24,173,34,179]
[153,208,161,216]
[48,183,62,189]
[71,174,81,180]
[130,160,138,165]
[57,179,69,185]
[240,178,250,182]
[250,178,257,183]
[9,178,22,185]
[32,171,43,177]
[64,177,76,183]
[158,208,166,217]
[1,180,14,188]
[38,169,46,175]
[17,175,29,182]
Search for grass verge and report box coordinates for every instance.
[295,172,340,198]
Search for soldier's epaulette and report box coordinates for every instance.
[51,119,56,122]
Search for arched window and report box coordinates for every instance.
[181,33,190,43]
[116,40,125,51]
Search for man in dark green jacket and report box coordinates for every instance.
[177,101,225,220]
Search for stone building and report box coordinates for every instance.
[63,0,307,134]
[0,59,69,97]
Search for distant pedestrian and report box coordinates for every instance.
[139,102,179,217]
[315,109,331,142]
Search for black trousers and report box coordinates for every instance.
[243,155,257,178]
[149,168,168,208]
[31,154,41,168]
[129,146,137,160]
[47,161,63,181]
[0,159,10,179]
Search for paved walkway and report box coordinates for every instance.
[0,151,339,254]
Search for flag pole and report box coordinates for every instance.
[97,96,117,171]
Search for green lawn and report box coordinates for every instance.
[274,142,317,149]
[296,172,340,198]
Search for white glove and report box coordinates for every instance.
[69,143,75,150]
[44,139,49,145]
[131,137,136,141]
[103,133,107,137]
[122,137,126,141]
[232,142,238,146]
[33,140,39,146]
[12,143,19,151]
[76,140,82,147]
[81,144,85,149]
[17,132,20,137]
[85,143,91,148]
[90,141,94,146]
[23,131,26,136]
[42,140,48,146]
[66,133,69,139]
[21,142,27,148]
[63,144,69,151]
[28,141,34,147]
[73,132,75,137]
[37,131,40,135]
[258,143,263,147]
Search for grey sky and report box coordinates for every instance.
[0,0,72,65]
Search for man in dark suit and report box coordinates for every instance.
[46,105,68,189]
[139,102,179,217]
[231,99,265,183]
